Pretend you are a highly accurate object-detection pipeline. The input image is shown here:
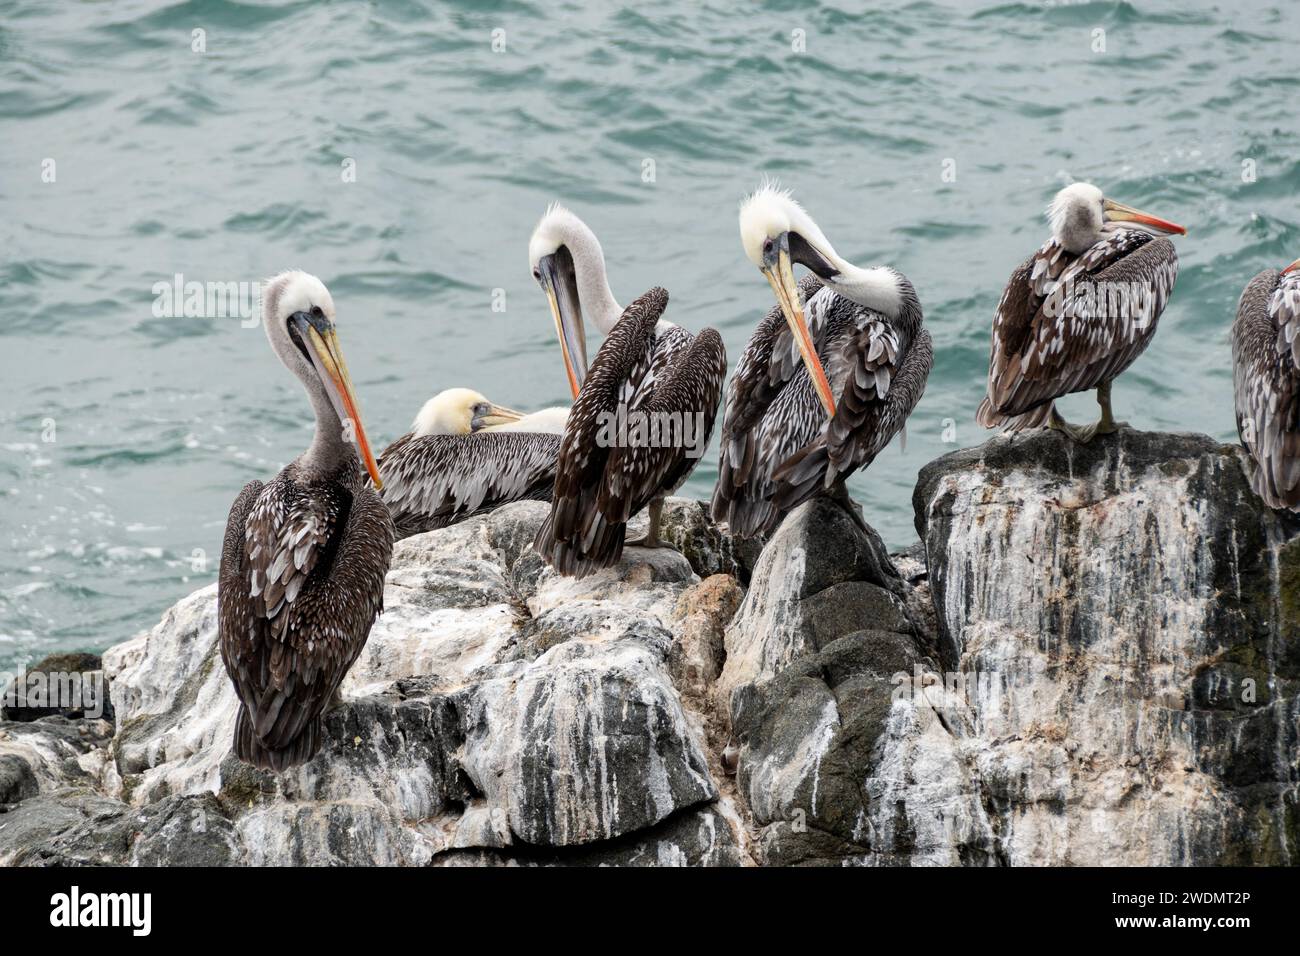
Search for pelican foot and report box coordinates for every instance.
[1045,407,1092,443]
[1057,417,1127,444]
[626,498,666,549]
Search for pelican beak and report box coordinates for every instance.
[291,313,384,491]
[1283,257,1300,275]
[473,403,525,430]
[1102,198,1187,237]
[761,234,836,417]
[537,253,588,400]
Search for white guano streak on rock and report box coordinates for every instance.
[719,544,807,701]
[928,449,1237,864]
[748,698,839,822]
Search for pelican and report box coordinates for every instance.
[218,271,393,772]
[528,203,728,576]
[407,387,568,436]
[712,183,932,538]
[976,182,1186,441]
[1233,256,1300,509]
[378,388,564,539]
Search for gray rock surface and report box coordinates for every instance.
[911,427,1299,865]
[1,652,111,723]
[4,433,1295,868]
[714,429,1298,866]
[718,496,944,865]
[3,498,750,866]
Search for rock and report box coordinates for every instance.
[912,427,1300,865]
[19,500,745,866]
[0,787,243,866]
[0,755,38,804]
[719,496,913,708]
[11,430,1290,868]
[129,793,244,866]
[0,788,135,866]
[670,575,743,700]
[716,495,936,865]
[645,498,765,584]
[0,716,114,803]
[236,801,436,866]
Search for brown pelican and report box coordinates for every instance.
[711,183,932,538]
[218,271,393,772]
[407,387,568,436]
[976,182,1186,441]
[528,204,727,575]
[378,388,564,539]
[1233,257,1300,509]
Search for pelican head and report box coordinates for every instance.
[1047,182,1187,255]
[738,183,847,416]
[525,205,595,400]
[261,271,382,489]
[411,388,524,437]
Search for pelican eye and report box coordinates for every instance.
[532,268,542,281]
[763,238,774,255]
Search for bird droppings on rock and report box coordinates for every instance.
[4,430,1297,866]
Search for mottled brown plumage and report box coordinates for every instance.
[716,184,933,538]
[536,287,727,576]
[1233,266,1300,509]
[379,430,561,539]
[219,462,392,770]
[977,230,1178,430]
[713,275,931,537]
[217,272,393,772]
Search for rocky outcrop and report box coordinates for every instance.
[717,497,960,865]
[912,428,1299,865]
[3,430,1296,867]
[1,499,749,866]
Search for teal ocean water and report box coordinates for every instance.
[2,0,1298,669]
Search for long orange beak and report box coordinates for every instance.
[303,324,384,490]
[1283,257,1300,275]
[544,282,584,400]
[1103,198,1187,237]
[536,253,588,400]
[763,246,836,417]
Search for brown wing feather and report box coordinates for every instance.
[712,274,824,532]
[219,463,393,771]
[535,288,664,576]
[379,431,560,539]
[773,326,933,509]
[979,232,1177,425]
[1234,268,1300,509]
[604,327,726,521]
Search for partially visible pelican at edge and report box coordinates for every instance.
[1233,256,1300,509]
[976,182,1186,441]
[712,183,932,538]
[528,203,728,576]
[378,388,565,539]
[218,271,394,771]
